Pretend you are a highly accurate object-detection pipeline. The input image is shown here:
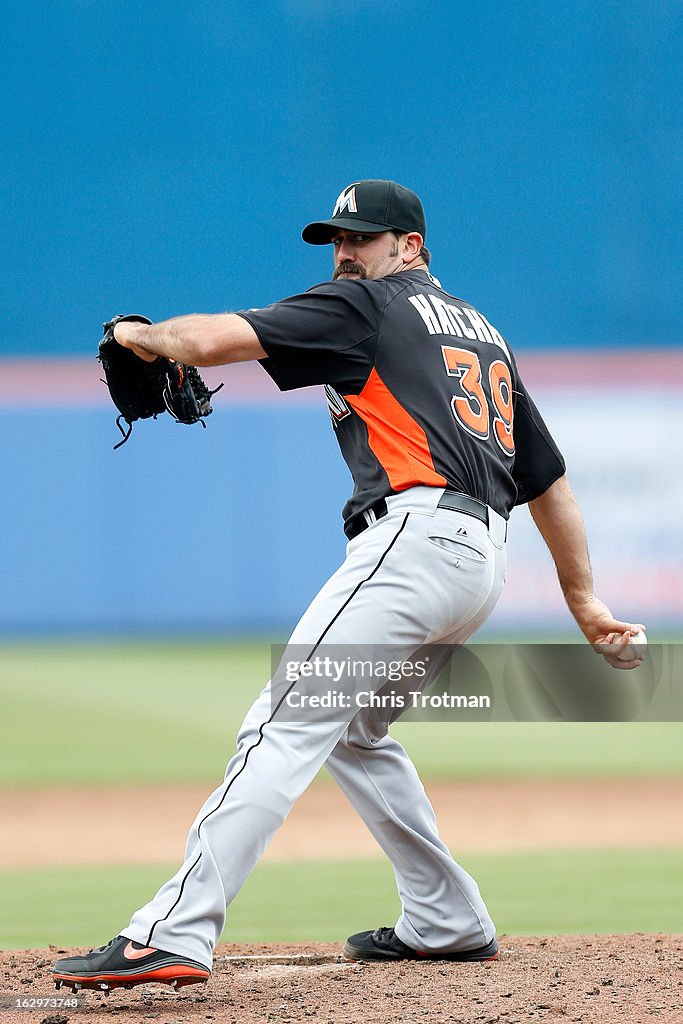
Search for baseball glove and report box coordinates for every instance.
[99,314,222,448]
[162,361,221,426]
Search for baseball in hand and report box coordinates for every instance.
[616,629,647,662]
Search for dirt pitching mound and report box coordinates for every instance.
[2,935,682,1024]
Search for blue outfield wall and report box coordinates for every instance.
[1,405,351,635]
[3,347,682,636]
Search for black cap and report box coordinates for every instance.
[302,179,426,245]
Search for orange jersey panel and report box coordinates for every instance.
[345,367,447,492]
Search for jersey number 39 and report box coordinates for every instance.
[441,346,515,456]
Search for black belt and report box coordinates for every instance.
[347,488,492,540]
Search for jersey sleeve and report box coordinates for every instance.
[236,279,385,392]
[511,376,566,504]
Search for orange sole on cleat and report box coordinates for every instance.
[52,965,210,991]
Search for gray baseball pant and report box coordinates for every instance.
[122,486,507,967]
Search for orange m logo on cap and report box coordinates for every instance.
[333,185,358,216]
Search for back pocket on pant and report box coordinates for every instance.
[427,536,487,561]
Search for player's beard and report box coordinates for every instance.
[333,261,366,280]
[333,242,400,281]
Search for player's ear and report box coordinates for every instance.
[401,232,424,263]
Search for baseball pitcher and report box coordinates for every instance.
[53,180,645,993]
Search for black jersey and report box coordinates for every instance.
[239,269,565,538]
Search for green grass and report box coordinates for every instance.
[0,641,267,785]
[1,849,681,949]
[392,721,683,778]
[1,640,683,784]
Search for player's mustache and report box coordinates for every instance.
[333,262,367,280]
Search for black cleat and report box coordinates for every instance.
[343,926,499,963]
[52,935,211,992]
